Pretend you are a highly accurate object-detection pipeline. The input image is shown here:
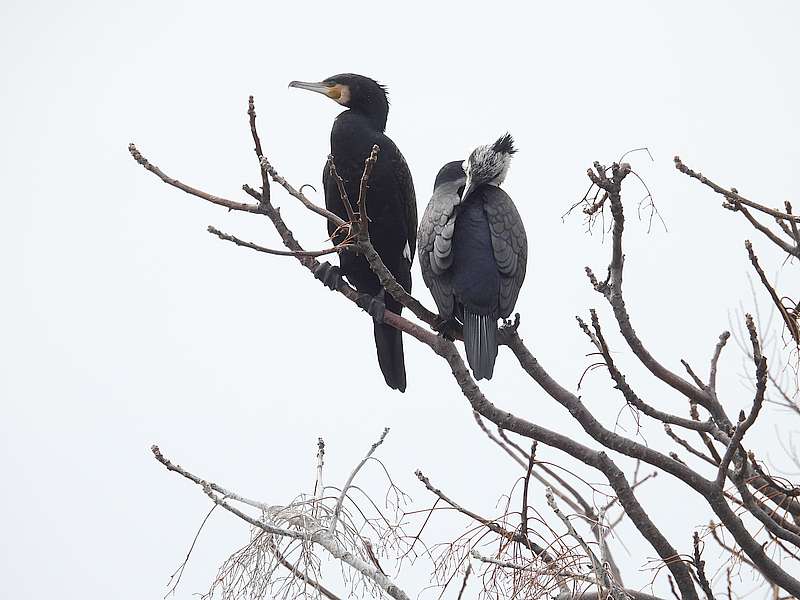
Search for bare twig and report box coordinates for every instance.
[415,469,553,560]
[248,95,271,205]
[327,157,357,225]
[470,549,594,584]
[261,155,346,228]
[271,540,343,600]
[164,504,217,597]
[129,143,263,214]
[152,445,412,600]
[674,156,800,224]
[521,442,537,540]
[456,562,472,600]
[716,318,767,488]
[546,487,608,596]
[746,241,800,346]
[314,437,325,518]
[692,532,715,600]
[330,428,390,534]
[207,225,348,257]
[709,332,731,395]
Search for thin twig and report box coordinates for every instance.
[247,95,271,205]
[261,155,346,228]
[456,562,472,600]
[271,540,343,600]
[329,428,390,534]
[415,470,553,560]
[128,144,262,213]
[521,442,537,540]
[546,487,605,588]
[208,225,349,257]
[692,532,715,600]
[165,504,218,597]
[675,156,800,223]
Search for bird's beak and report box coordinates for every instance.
[461,176,476,202]
[288,80,341,100]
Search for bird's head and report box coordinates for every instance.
[289,73,390,131]
[461,133,517,201]
[433,161,466,190]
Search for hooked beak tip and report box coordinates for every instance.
[288,80,332,96]
[461,180,474,202]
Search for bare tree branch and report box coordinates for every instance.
[674,156,800,225]
[131,97,800,600]
[330,427,390,534]
[207,225,348,257]
[692,532,715,600]
[129,143,263,214]
[151,444,412,600]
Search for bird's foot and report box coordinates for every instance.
[500,313,521,333]
[433,316,460,341]
[313,261,342,291]
[356,290,386,324]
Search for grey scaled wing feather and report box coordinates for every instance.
[418,162,527,380]
[418,168,465,320]
[484,187,528,319]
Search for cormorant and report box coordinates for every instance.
[418,134,527,380]
[289,74,417,392]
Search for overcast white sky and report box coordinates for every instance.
[3,1,800,598]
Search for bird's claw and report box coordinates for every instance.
[313,261,342,291]
[433,316,459,341]
[500,313,521,333]
[356,291,386,324]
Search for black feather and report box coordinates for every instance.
[463,310,498,381]
[313,73,415,393]
[492,132,517,155]
[374,322,406,392]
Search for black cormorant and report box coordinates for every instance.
[289,74,417,392]
[418,134,527,380]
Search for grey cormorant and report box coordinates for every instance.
[418,134,527,380]
[289,74,417,392]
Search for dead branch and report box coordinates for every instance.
[692,532,715,600]
[131,96,800,600]
[129,143,263,214]
[674,156,800,225]
[330,427,390,533]
[414,469,553,560]
[208,225,348,258]
[152,443,412,600]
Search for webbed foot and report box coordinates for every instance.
[313,261,342,291]
[356,289,386,324]
[434,316,460,341]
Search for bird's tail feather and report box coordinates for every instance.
[374,322,407,392]
[463,310,498,381]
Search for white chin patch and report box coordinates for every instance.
[336,85,351,106]
[403,242,412,262]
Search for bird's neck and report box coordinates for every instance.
[344,102,388,132]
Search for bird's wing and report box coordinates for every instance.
[392,149,418,262]
[418,182,464,317]
[322,160,342,241]
[484,187,528,318]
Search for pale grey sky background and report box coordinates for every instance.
[2,1,799,598]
